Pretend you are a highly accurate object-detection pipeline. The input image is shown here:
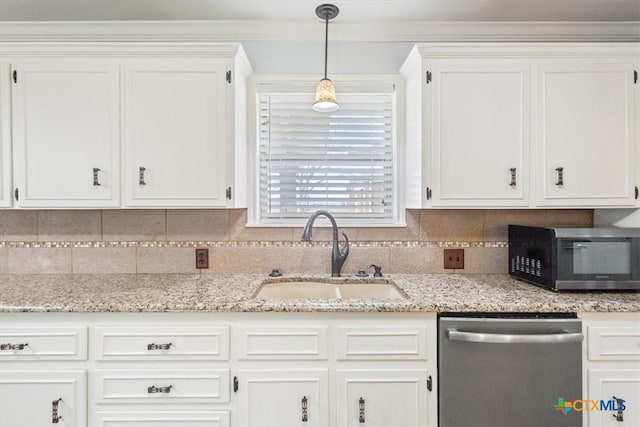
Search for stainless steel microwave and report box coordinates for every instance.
[508,225,640,291]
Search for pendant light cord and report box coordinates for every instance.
[323,14,329,79]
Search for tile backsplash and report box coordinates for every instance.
[0,208,593,275]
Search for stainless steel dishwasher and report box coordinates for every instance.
[439,313,583,427]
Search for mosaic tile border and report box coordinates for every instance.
[0,240,509,249]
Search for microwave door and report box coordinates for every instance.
[557,238,633,281]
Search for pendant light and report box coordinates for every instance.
[312,3,340,112]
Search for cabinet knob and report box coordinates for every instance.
[51,398,62,423]
[93,168,101,186]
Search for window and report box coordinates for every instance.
[254,81,399,226]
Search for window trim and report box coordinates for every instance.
[247,74,406,227]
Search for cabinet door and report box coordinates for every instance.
[11,61,120,207]
[0,61,11,208]
[237,369,329,427]
[95,411,230,427]
[0,370,86,426]
[124,60,229,207]
[337,369,428,427]
[587,369,640,426]
[428,60,530,207]
[537,62,637,206]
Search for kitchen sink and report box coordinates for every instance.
[252,279,407,300]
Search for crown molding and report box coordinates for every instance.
[1,20,639,43]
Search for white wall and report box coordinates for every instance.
[241,41,414,74]
[594,209,640,227]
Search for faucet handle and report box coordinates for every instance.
[340,232,350,257]
[368,264,383,277]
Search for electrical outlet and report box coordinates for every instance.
[444,249,464,269]
[195,248,209,269]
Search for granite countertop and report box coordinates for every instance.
[0,273,638,313]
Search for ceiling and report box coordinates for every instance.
[1,0,639,22]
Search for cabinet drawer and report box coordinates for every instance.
[336,326,428,360]
[237,326,328,360]
[95,411,230,427]
[93,326,229,361]
[95,369,230,404]
[587,326,640,361]
[0,326,87,361]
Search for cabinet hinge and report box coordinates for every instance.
[635,70,638,84]
[12,70,17,83]
[635,186,639,200]
[226,70,232,84]
[233,376,238,393]
[426,187,432,200]
[14,188,19,201]
[226,186,232,200]
[427,375,433,392]
[426,70,432,84]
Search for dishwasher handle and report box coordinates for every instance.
[447,328,583,344]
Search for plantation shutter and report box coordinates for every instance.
[258,92,394,224]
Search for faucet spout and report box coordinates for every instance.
[301,210,349,277]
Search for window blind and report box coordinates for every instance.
[258,92,394,224]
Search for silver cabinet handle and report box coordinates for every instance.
[359,397,365,423]
[447,328,583,344]
[52,398,62,423]
[139,167,147,186]
[93,168,101,186]
[509,168,517,186]
[147,343,172,351]
[555,167,564,186]
[1,343,28,350]
[302,396,308,422]
[147,385,173,394]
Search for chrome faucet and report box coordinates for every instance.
[301,210,349,277]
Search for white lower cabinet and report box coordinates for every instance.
[0,312,435,427]
[581,313,640,427]
[95,411,231,427]
[0,370,86,426]
[337,370,428,427]
[237,369,329,427]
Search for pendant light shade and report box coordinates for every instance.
[312,4,339,113]
[313,78,339,112]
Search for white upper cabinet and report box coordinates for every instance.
[0,62,11,207]
[401,43,639,209]
[427,60,530,207]
[0,43,251,209]
[537,61,637,207]
[11,61,120,208]
[124,60,229,207]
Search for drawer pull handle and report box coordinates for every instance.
[359,397,365,423]
[0,343,28,350]
[148,385,173,394]
[612,396,625,422]
[509,167,517,186]
[52,398,62,423]
[147,343,172,351]
[93,168,101,186]
[139,167,147,186]
[555,167,564,186]
[301,396,308,422]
